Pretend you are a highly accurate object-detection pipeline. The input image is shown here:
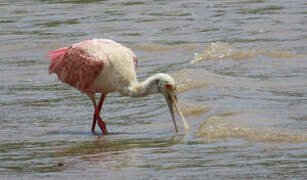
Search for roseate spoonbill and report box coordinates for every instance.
[47,39,190,134]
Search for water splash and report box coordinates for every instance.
[172,69,210,93]
[191,42,300,63]
[197,112,307,143]
[178,100,211,117]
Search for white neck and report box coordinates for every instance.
[122,74,161,97]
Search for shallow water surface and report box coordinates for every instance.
[1,0,307,179]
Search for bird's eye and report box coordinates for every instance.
[165,83,172,90]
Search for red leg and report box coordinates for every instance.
[90,94,107,134]
[95,110,107,134]
[91,94,106,132]
[92,113,96,132]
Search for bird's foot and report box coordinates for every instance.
[98,120,108,135]
[91,131,100,135]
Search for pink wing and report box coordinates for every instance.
[47,39,138,94]
[47,44,104,93]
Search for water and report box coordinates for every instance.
[1,0,307,179]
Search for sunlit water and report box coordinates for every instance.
[1,0,307,179]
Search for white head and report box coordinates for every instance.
[128,73,190,132]
[149,73,190,132]
[153,73,176,93]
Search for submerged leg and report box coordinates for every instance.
[89,94,107,134]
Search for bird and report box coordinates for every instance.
[47,39,190,134]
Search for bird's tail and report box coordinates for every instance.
[46,45,72,74]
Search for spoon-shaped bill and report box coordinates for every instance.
[165,94,178,132]
[171,96,191,132]
[165,93,190,132]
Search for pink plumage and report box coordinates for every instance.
[46,38,143,135]
[47,39,191,135]
[131,51,138,70]
[47,39,188,134]
[47,46,72,73]
[47,39,140,134]
[47,39,137,94]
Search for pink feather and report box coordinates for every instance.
[47,46,72,74]
[47,44,104,94]
[47,39,137,95]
